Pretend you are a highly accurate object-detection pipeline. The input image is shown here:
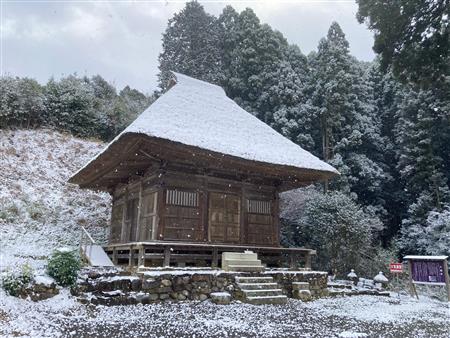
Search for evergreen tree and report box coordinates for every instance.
[307,23,389,223]
[395,88,450,254]
[158,1,223,90]
[44,75,98,138]
[357,0,450,86]
[0,77,45,129]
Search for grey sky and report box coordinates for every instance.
[2,1,375,94]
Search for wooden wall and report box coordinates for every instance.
[108,169,280,247]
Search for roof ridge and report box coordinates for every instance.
[171,72,225,95]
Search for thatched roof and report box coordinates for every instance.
[69,72,338,191]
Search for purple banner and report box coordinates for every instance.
[411,260,446,284]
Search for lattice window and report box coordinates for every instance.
[247,199,271,215]
[166,189,199,207]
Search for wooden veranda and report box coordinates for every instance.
[104,241,315,269]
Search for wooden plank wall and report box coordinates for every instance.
[109,169,280,247]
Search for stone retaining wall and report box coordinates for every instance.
[265,271,328,298]
[72,268,328,306]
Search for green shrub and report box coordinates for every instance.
[1,264,34,296]
[47,248,81,286]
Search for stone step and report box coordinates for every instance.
[236,282,279,290]
[243,289,283,297]
[227,265,264,272]
[223,259,262,266]
[222,252,258,261]
[235,276,273,283]
[246,295,288,305]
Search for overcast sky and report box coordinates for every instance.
[2,1,375,94]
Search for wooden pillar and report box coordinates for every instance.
[128,246,134,267]
[135,180,144,242]
[273,191,280,246]
[120,188,129,243]
[305,252,312,270]
[163,246,171,267]
[407,260,419,299]
[137,245,144,267]
[156,186,166,240]
[289,253,296,269]
[112,247,118,265]
[211,248,219,268]
[443,258,450,302]
[240,186,247,244]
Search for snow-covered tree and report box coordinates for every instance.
[395,88,450,254]
[424,207,450,256]
[0,77,45,129]
[158,1,223,90]
[281,188,380,276]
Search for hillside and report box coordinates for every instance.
[0,129,110,272]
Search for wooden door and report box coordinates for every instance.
[208,192,240,243]
[138,191,157,241]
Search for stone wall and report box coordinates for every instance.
[72,268,328,306]
[265,271,328,298]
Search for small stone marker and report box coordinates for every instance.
[211,292,231,305]
[292,282,312,301]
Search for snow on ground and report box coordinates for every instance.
[0,290,448,338]
[0,129,448,338]
[0,129,110,273]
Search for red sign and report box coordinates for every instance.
[390,263,403,273]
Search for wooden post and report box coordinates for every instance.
[289,253,296,270]
[120,188,129,243]
[135,181,143,242]
[112,247,118,265]
[212,248,219,268]
[407,260,419,299]
[305,252,312,270]
[138,245,144,267]
[163,246,171,267]
[128,246,134,267]
[443,258,450,302]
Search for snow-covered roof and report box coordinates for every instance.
[124,72,336,173]
[70,72,338,188]
[403,255,448,261]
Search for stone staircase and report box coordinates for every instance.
[222,251,264,272]
[235,276,287,305]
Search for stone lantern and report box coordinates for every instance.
[347,269,358,285]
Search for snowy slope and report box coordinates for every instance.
[0,129,110,272]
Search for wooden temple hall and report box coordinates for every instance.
[69,72,338,269]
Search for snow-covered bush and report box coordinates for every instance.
[0,199,20,223]
[47,249,80,286]
[282,187,381,277]
[1,264,34,296]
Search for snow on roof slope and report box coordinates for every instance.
[78,72,337,175]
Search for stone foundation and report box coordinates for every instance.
[72,268,328,306]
